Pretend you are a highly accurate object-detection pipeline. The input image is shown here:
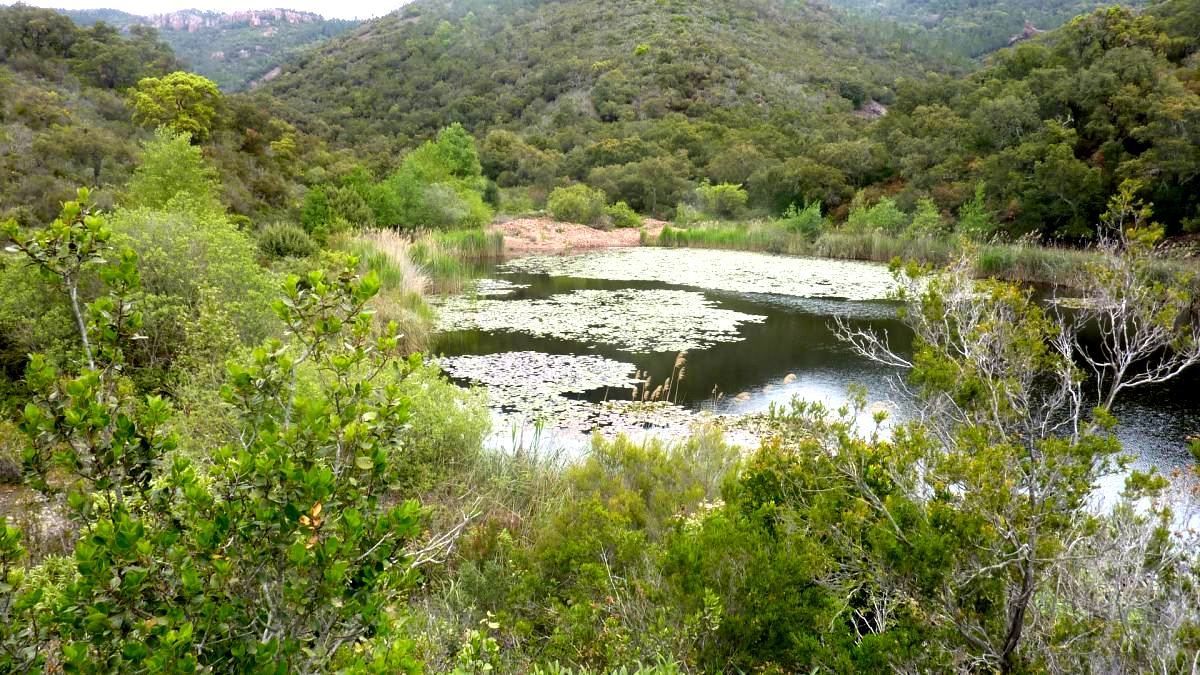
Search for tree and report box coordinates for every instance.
[2,189,111,369]
[833,193,1200,668]
[6,210,433,668]
[124,127,222,212]
[127,71,222,143]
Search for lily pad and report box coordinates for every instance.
[502,248,897,301]
[435,288,765,353]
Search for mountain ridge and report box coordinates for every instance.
[61,6,358,90]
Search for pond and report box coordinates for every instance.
[432,247,1200,478]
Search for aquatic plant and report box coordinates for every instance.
[435,288,766,353]
[503,248,897,301]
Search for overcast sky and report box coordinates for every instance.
[11,0,402,21]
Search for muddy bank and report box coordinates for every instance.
[491,217,665,254]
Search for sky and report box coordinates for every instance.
[9,0,404,20]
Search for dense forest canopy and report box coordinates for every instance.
[257,0,1200,239]
[824,0,1150,56]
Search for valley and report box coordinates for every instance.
[0,0,1198,671]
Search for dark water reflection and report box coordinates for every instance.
[434,258,1200,476]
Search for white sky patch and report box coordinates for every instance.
[10,0,405,21]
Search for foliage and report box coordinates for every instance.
[781,200,825,240]
[844,194,910,234]
[605,201,642,229]
[548,184,607,226]
[124,127,223,212]
[258,221,319,258]
[366,124,494,229]
[6,210,430,668]
[825,0,1147,57]
[695,182,748,219]
[110,205,278,374]
[876,3,1200,238]
[127,71,223,142]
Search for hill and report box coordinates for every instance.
[823,0,1150,56]
[260,0,961,214]
[64,8,359,91]
[870,0,1200,238]
[0,5,346,223]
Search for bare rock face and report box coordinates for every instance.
[854,99,888,120]
[147,9,324,33]
[1008,21,1043,46]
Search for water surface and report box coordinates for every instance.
[434,248,1200,476]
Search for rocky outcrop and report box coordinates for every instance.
[1008,21,1043,46]
[147,9,324,33]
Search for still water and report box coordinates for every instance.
[434,248,1200,476]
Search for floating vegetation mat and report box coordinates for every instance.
[474,278,530,297]
[437,351,638,396]
[502,248,897,301]
[435,288,765,353]
[435,351,707,438]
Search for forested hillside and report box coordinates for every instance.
[263,0,960,180]
[825,0,1149,56]
[260,0,1200,241]
[64,8,359,91]
[875,1,1200,238]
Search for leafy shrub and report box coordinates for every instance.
[696,181,748,219]
[845,193,909,234]
[257,221,318,258]
[300,185,331,231]
[906,197,946,238]
[124,127,222,213]
[369,124,495,229]
[587,156,692,217]
[605,201,642,228]
[112,206,279,372]
[673,203,705,226]
[548,184,607,225]
[957,182,999,240]
[781,200,825,239]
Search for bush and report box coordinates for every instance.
[696,182,748,219]
[781,200,825,239]
[906,197,946,238]
[125,127,223,213]
[548,184,607,225]
[845,193,909,234]
[111,206,278,372]
[957,182,999,241]
[300,186,331,231]
[605,201,642,228]
[257,221,318,258]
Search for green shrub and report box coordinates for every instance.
[906,197,946,238]
[605,201,642,228]
[673,203,705,226]
[125,127,223,213]
[112,205,278,372]
[781,200,825,239]
[845,193,909,234]
[392,364,490,493]
[548,184,607,225]
[257,221,319,258]
[696,181,748,219]
[300,185,331,231]
[957,182,999,241]
[370,124,495,229]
